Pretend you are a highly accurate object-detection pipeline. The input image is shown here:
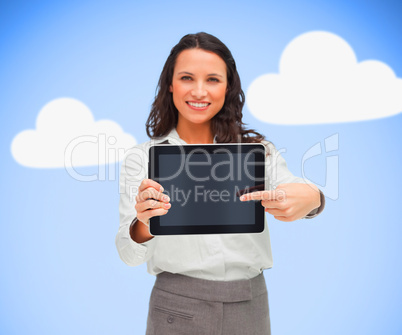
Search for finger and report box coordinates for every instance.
[138,179,164,193]
[136,199,171,213]
[240,190,276,202]
[138,208,169,223]
[148,208,170,217]
[261,199,286,209]
[136,187,170,203]
[235,184,265,197]
[265,208,286,216]
[265,206,294,217]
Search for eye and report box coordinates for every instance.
[180,76,192,81]
[208,77,220,82]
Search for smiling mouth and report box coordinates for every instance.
[187,102,211,108]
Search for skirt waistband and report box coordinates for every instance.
[154,272,267,303]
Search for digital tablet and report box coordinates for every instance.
[148,143,265,235]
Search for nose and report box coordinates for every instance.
[191,81,207,99]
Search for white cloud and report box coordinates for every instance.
[11,98,136,168]
[246,31,402,124]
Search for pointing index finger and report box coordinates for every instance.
[240,190,274,201]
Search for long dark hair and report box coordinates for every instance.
[146,32,265,143]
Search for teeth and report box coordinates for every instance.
[188,102,209,108]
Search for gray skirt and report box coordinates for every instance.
[146,272,271,335]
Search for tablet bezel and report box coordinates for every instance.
[148,143,265,235]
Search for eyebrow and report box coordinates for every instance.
[177,71,224,78]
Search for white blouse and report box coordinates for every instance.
[115,128,318,281]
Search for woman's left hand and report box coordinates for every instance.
[240,183,321,222]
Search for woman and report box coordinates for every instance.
[116,32,324,335]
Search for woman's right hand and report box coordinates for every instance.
[130,179,171,243]
[134,179,171,227]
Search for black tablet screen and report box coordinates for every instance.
[149,144,265,235]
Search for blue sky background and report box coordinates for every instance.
[1,0,401,334]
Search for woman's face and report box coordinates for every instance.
[170,48,227,128]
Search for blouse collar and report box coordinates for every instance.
[157,128,217,145]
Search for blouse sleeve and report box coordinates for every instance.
[263,141,325,218]
[115,144,157,266]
